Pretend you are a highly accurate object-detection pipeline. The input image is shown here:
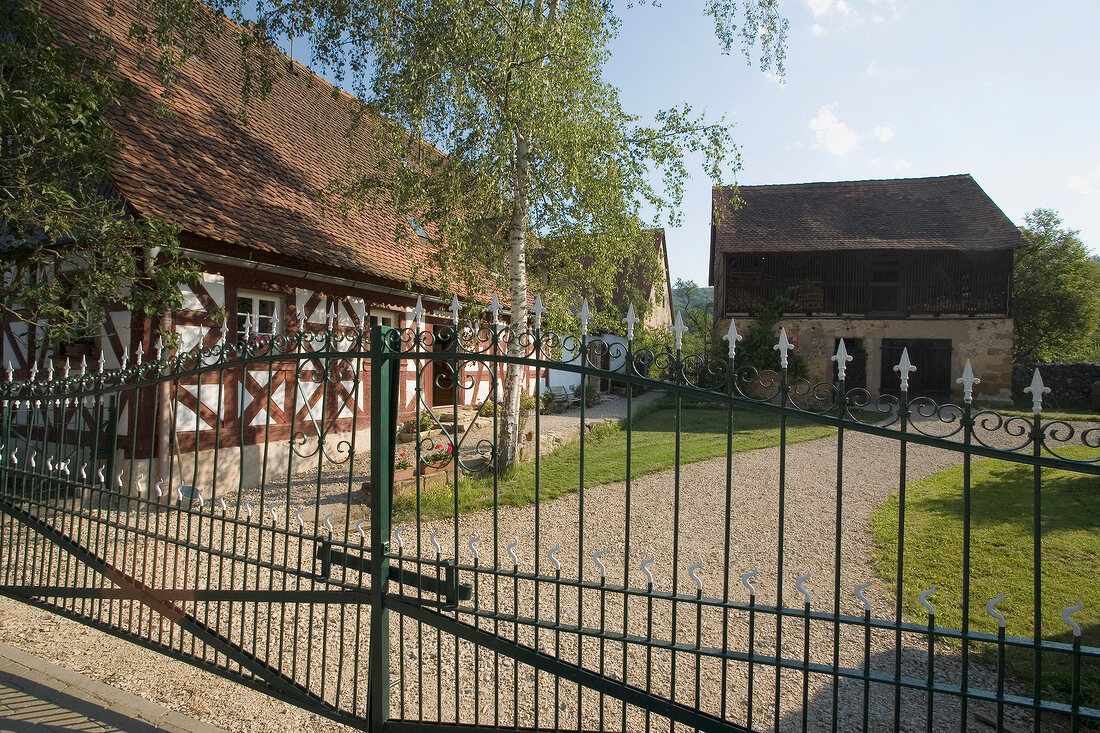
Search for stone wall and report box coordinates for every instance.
[1012,362,1100,409]
[715,316,1015,404]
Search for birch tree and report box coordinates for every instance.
[135,0,788,472]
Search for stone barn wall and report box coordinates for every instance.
[715,316,1015,405]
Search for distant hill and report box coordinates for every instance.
[671,280,714,313]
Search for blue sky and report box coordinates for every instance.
[604,1,1100,285]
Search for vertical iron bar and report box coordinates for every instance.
[774,364,791,729]
[722,360,735,722]
[831,379,845,733]
[801,598,810,733]
[960,399,974,731]
[368,323,397,729]
[1031,412,1043,731]
[925,609,935,733]
[894,385,909,731]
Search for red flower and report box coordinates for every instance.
[446,443,453,454]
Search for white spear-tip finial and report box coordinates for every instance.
[4,361,12,382]
[894,347,916,392]
[296,308,306,332]
[1023,367,1050,416]
[673,311,687,351]
[832,339,853,381]
[155,335,164,360]
[578,299,591,338]
[956,360,980,404]
[412,295,425,330]
[97,351,105,374]
[774,328,793,370]
[448,294,461,327]
[326,301,336,329]
[623,304,639,341]
[489,292,502,326]
[135,341,144,365]
[531,294,546,332]
[270,307,279,335]
[723,319,742,359]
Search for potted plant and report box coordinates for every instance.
[421,442,453,474]
[519,390,537,431]
[394,451,415,481]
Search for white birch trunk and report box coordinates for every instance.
[498,133,531,474]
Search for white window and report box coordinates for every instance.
[237,292,281,341]
[369,309,400,328]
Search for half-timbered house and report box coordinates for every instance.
[710,175,1029,403]
[10,0,534,490]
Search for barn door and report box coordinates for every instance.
[879,338,952,400]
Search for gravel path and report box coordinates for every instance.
[0,406,1050,732]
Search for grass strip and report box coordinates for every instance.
[871,447,1100,711]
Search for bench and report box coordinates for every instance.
[549,385,581,410]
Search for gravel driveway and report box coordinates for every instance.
[0,406,1046,732]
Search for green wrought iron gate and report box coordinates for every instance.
[0,307,1098,732]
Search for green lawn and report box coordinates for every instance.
[395,399,834,520]
[871,448,1100,711]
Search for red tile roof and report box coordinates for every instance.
[39,0,447,292]
[712,174,1029,255]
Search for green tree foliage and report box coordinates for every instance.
[733,287,807,379]
[668,278,717,360]
[0,1,197,348]
[671,278,714,314]
[130,0,787,469]
[1013,209,1100,362]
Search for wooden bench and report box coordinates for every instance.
[549,385,581,410]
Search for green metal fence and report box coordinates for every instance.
[0,306,1097,732]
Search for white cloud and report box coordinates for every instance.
[806,0,833,17]
[893,158,911,172]
[809,105,860,157]
[865,60,880,77]
[1068,175,1097,195]
[811,23,827,36]
[872,125,895,142]
[835,0,852,14]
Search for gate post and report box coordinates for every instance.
[368,324,399,729]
